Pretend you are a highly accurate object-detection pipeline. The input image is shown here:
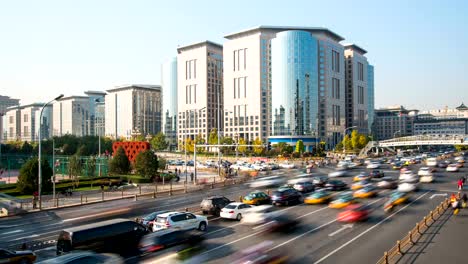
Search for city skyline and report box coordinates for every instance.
[0,0,467,110]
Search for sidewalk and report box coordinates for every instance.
[399,207,466,264]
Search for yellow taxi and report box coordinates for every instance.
[351,180,370,191]
[242,191,271,205]
[389,191,409,205]
[353,173,371,182]
[353,185,378,198]
[329,193,356,209]
[304,190,333,204]
[0,248,36,264]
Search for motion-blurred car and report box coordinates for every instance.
[337,204,369,223]
[136,210,170,230]
[37,251,123,264]
[293,181,315,193]
[220,202,253,220]
[241,205,278,225]
[249,176,285,188]
[139,229,204,254]
[271,188,303,206]
[353,185,378,198]
[456,161,464,168]
[437,161,449,168]
[242,191,271,205]
[328,170,350,178]
[420,173,434,183]
[200,196,233,216]
[0,248,36,264]
[392,162,404,170]
[304,190,333,204]
[418,167,434,176]
[153,212,208,232]
[324,180,347,191]
[455,156,465,163]
[231,241,289,264]
[351,180,371,190]
[117,182,138,190]
[369,170,384,178]
[446,164,459,172]
[279,162,295,169]
[312,176,329,187]
[256,214,300,233]
[288,174,314,185]
[388,191,409,205]
[329,192,356,209]
[353,172,371,182]
[376,177,398,189]
[366,162,381,169]
[398,182,418,193]
[399,172,419,183]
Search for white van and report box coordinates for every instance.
[426,158,437,167]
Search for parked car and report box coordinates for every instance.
[139,229,204,254]
[271,188,303,206]
[56,219,147,255]
[200,196,232,216]
[220,202,253,220]
[293,181,315,193]
[0,248,36,264]
[38,251,123,264]
[153,212,208,232]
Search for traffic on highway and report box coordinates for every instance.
[1,149,467,264]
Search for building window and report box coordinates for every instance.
[244,48,247,70]
[358,62,364,81]
[9,116,13,124]
[332,50,340,72]
[23,114,28,122]
[358,86,364,104]
[332,78,340,99]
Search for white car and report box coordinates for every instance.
[205,160,217,167]
[287,174,313,184]
[398,182,418,193]
[337,161,351,170]
[279,162,295,169]
[426,158,438,167]
[328,170,349,178]
[249,176,285,188]
[418,167,432,176]
[230,162,248,170]
[241,205,279,226]
[446,164,459,172]
[366,162,380,169]
[220,202,253,220]
[420,174,434,183]
[399,172,419,183]
[196,162,210,169]
[251,163,267,171]
[239,164,255,171]
[153,212,208,232]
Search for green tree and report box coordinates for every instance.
[87,156,97,177]
[76,144,90,156]
[68,155,82,187]
[208,128,218,152]
[17,158,53,195]
[194,134,206,154]
[238,138,247,154]
[21,141,33,154]
[185,138,195,153]
[158,156,167,171]
[358,134,369,149]
[135,150,159,178]
[151,132,168,151]
[343,135,352,152]
[221,136,234,154]
[455,145,468,151]
[350,130,359,150]
[295,140,305,154]
[253,137,264,155]
[335,142,343,151]
[109,147,131,175]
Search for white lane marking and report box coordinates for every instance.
[63,208,130,222]
[0,229,22,235]
[295,206,329,220]
[205,222,241,235]
[267,198,383,252]
[313,191,429,264]
[328,224,353,237]
[12,234,39,241]
[430,193,447,199]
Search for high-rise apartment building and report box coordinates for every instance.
[177,41,223,145]
[367,65,375,134]
[223,26,349,148]
[53,96,91,137]
[344,44,369,135]
[162,57,178,149]
[105,85,162,139]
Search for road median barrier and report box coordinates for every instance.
[376,198,451,264]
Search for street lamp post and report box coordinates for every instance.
[393,130,401,138]
[38,94,63,210]
[343,126,357,156]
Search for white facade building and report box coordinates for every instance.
[177,41,223,145]
[53,96,91,137]
[4,103,52,142]
[0,95,20,142]
[105,85,162,139]
[344,44,369,134]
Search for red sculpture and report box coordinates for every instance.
[112,141,150,162]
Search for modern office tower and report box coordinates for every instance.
[84,91,106,136]
[105,85,162,139]
[95,100,105,137]
[373,105,418,140]
[53,96,91,137]
[162,57,178,149]
[176,41,223,145]
[367,65,375,134]
[0,95,20,142]
[4,103,52,142]
[344,44,369,135]
[223,26,346,149]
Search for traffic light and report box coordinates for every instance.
[267,142,272,151]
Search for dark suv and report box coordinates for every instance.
[200,196,232,216]
[271,188,303,206]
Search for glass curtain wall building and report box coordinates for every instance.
[271,30,319,137]
[367,64,375,135]
[162,57,178,149]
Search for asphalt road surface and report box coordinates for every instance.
[0,160,466,263]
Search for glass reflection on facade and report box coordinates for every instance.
[162,57,178,147]
[367,64,375,134]
[271,30,318,136]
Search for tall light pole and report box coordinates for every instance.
[38,94,63,210]
[393,130,401,138]
[217,84,221,178]
[343,126,357,155]
[94,98,103,177]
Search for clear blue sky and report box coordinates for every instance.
[0,0,467,110]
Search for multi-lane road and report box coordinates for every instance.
[0,160,466,263]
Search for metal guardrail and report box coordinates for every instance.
[376,198,451,264]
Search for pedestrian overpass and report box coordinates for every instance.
[378,134,468,147]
